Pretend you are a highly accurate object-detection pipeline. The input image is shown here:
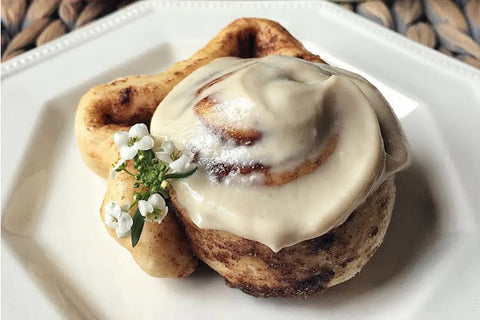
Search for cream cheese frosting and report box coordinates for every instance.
[151,55,410,252]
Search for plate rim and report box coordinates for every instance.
[1,0,480,81]
[2,1,480,319]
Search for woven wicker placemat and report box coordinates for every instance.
[1,0,479,68]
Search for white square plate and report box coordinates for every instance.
[2,1,480,319]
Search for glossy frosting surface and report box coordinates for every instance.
[151,55,410,252]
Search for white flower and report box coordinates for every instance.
[137,193,168,223]
[155,140,177,164]
[114,123,154,160]
[154,140,196,174]
[104,201,133,238]
[169,151,196,173]
[111,123,154,178]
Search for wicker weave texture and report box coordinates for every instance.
[1,0,479,68]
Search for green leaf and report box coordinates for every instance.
[163,167,197,180]
[131,208,145,248]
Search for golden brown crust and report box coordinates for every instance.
[171,177,395,298]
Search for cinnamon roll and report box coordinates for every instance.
[75,17,339,282]
[75,18,410,296]
[150,55,410,297]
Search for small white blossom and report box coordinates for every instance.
[111,123,154,177]
[169,150,196,173]
[154,140,196,174]
[155,140,177,164]
[138,193,168,223]
[115,123,154,160]
[105,201,133,238]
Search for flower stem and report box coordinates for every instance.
[128,199,139,211]
[122,168,136,177]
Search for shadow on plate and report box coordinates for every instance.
[2,229,107,319]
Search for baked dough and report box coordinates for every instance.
[172,177,395,297]
[100,166,197,278]
[75,18,398,296]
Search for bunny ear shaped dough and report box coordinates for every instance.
[100,168,197,278]
[74,18,324,178]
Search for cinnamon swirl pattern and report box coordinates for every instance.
[151,55,410,252]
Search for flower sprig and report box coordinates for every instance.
[105,123,196,247]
